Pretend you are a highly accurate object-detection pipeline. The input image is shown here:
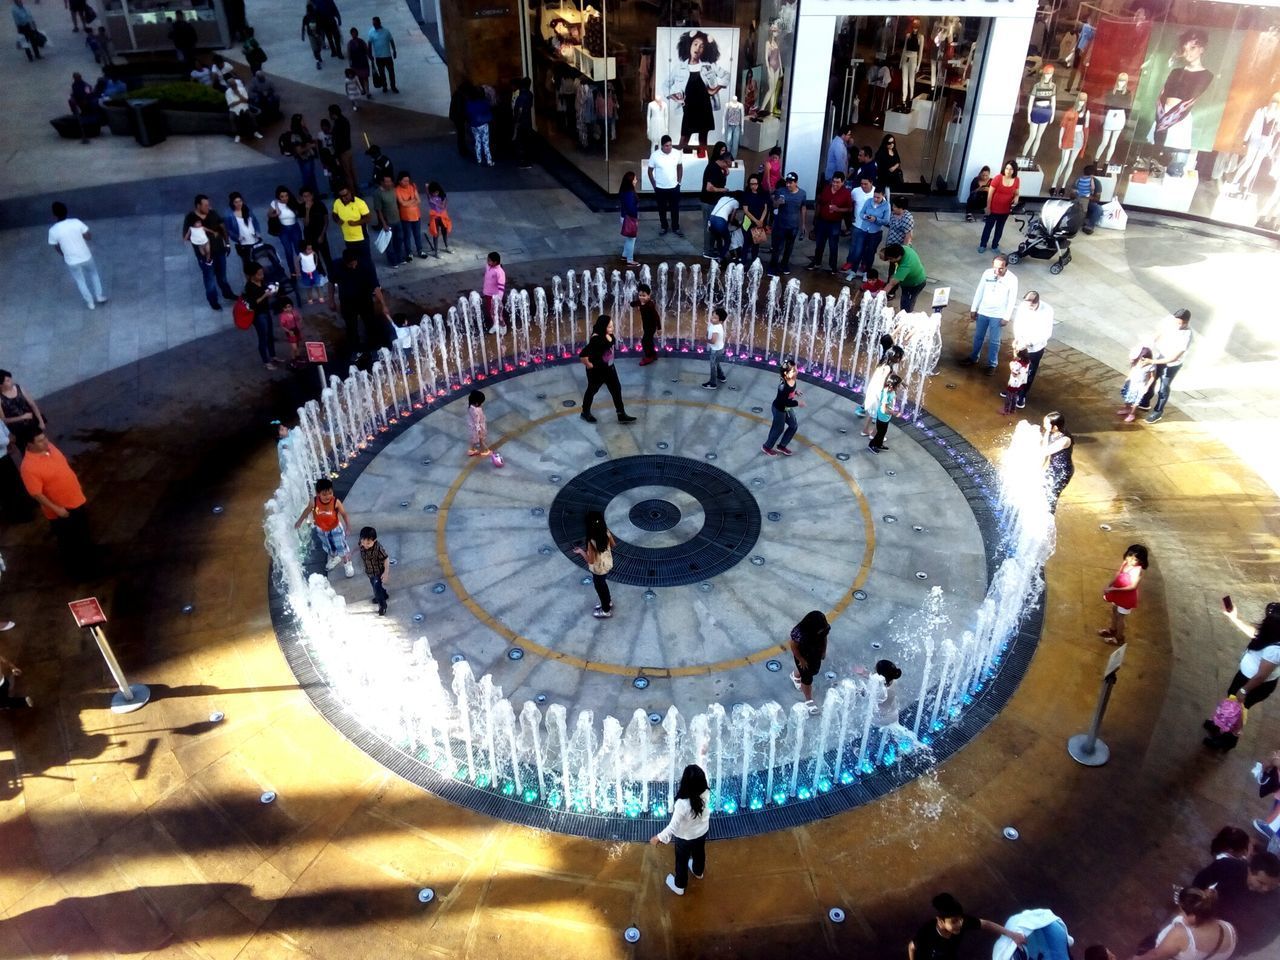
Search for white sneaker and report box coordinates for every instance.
[805,700,819,716]
[325,554,342,571]
[86,301,96,310]
[790,672,802,691]
[253,132,264,140]
[665,874,685,896]
[343,561,355,578]
[234,135,241,143]
[688,858,703,879]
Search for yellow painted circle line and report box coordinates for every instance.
[435,398,876,677]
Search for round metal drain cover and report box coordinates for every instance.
[633,676,650,690]
[767,511,782,522]
[424,504,438,513]
[751,406,764,414]
[260,791,276,804]
[418,888,435,903]
[829,908,846,923]
[915,572,928,580]
[629,499,682,532]
[750,556,765,566]
[531,507,545,518]
[432,583,447,594]
[507,648,524,661]
[765,660,782,672]
[854,590,867,601]
[836,452,851,461]
[1003,827,1020,841]
[450,654,466,664]
[561,400,576,407]
[648,712,662,724]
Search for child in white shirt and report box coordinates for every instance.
[702,307,728,389]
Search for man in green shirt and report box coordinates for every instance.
[372,173,403,267]
[881,243,926,311]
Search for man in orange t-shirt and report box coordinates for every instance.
[20,430,92,573]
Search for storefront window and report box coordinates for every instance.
[1002,0,1280,234]
[523,0,797,193]
[823,14,986,193]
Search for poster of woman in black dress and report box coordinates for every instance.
[658,28,737,150]
[1146,28,1214,175]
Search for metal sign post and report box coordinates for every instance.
[1067,643,1125,766]
[69,598,150,714]
[306,341,329,394]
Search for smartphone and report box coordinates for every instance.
[1222,595,1234,613]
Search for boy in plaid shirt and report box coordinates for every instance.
[359,526,389,615]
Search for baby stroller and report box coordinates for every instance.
[249,241,297,301]
[993,909,1074,960]
[1006,199,1083,275]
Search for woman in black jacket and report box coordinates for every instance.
[578,316,637,424]
[761,359,801,456]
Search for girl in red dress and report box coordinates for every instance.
[1099,544,1149,645]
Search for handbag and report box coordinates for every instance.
[587,547,613,576]
[621,215,638,238]
[232,299,255,330]
[267,216,282,237]
[750,224,770,244]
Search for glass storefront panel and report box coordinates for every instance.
[1002,0,1280,234]
[823,14,986,193]
[524,0,797,193]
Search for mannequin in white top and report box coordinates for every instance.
[646,98,667,152]
[1022,63,1058,158]
[1095,72,1133,163]
[723,95,743,158]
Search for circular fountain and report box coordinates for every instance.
[265,264,1055,840]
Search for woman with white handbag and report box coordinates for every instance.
[573,511,617,620]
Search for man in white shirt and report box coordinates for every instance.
[1008,290,1054,407]
[48,202,107,310]
[962,253,1019,373]
[1140,308,1192,423]
[647,135,684,237]
[707,194,740,261]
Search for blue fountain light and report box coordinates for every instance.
[818,778,832,793]
[523,788,539,802]
[721,800,737,814]
[839,771,855,785]
[797,787,812,800]
[773,792,787,806]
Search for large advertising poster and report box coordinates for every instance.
[1080,16,1154,167]
[1129,23,1239,161]
[655,26,740,149]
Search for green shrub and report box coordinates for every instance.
[107,82,226,113]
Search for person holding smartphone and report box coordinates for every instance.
[242,263,280,370]
[1221,597,1280,709]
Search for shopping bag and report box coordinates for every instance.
[373,228,393,253]
[1098,198,1127,232]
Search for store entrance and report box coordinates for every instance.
[826,14,984,193]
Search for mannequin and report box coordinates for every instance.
[1022,63,1058,159]
[744,69,757,116]
[724,94,743,157]
[930,19,951,90]
[1227,91,1280,196]
[1095,72,1133,163]
[757,20,783,118]
[1051,92,1090,194]
[900,19,923,108]
[647,97,668,152]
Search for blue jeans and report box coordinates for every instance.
[708,215,731,258]
[252,310,277,363]
[622,235,636,260]
[899,281,926,312]
[970,313,1002,368]
[399,219,424,256]
[812,219,841,270]
[368,574,388,608]
[295,155,319,195]
[847,229,881,274]
[708,347,725,383]
[764,407,797,450]
[980,214,1008,249]
[1140,362,1181,414]
[472,123,491,164]
[381,224,403,266]
[197,250,235,307]
[278,222,303,275]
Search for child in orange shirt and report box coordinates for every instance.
[294,478,355,577]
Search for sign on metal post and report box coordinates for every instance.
[69,598,150,713]
[306,341,329,393]
[1067,644,1125,766]
[931,287,951,309]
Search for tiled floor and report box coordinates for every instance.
[1,11,1279,959]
